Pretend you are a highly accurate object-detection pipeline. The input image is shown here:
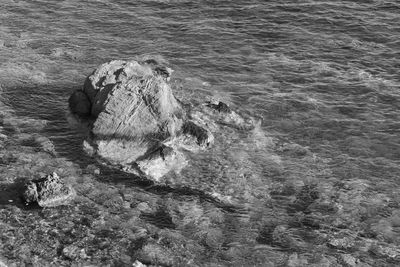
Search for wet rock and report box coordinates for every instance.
[143,58,173,81]
[62,245,88,260]
[339,254,359,267]
[136,202,152,213]
[206,101,231,113]
[277,143,310,157]
[192,100,256,130]
[68,60,189,179]
[17,134,56,156]
[327,234,355,250]
[205,228,224,248]
[22,172,75,207]
[135,144,187,180]
[69,59,256,186]
[286,253,309,267]
[180,121,214,148]
[68,90,91,116]
[132,260,147,267]
[83,60,184,126]
[136,243,175,266]
[34,136,56,156]
[85,164,100,175]
[271,225,307,249]
[369,243,400,259]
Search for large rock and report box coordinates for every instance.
[69,59,256,183]
[84,60,185,138]
[69,59,214,180]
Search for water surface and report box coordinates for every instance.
[1,0,400,266]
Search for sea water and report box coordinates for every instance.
[0,0,399,266]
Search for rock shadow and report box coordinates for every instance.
[0,177,40,209]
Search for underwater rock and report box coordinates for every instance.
[132,260,147,267]
[135,144,187,181]
[85,164,100,175]
[61,245,88,260]
[327,235,355,250]
[206,100,231,113]
[339,254,359,267]
[369,243,400,259]
[68,90,91,116]
[191,100,256,130]
[181,121,213,148]
[22,172,75,207]
[136,243,175,266]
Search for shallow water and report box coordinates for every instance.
[1,0,400,266]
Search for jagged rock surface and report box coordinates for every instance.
[22,172,75,207]
[83,60,185,139]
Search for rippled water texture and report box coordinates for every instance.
[1,0,400,266]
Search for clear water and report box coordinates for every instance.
[1,0,400,266]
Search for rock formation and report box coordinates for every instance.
[69,59,254,181]
[22,172,75,207]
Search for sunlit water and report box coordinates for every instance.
[1,0,400,266]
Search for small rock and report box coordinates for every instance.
[62,245,87,260]
[327,235,355,250]
[132,260,146,267]
[287,253,308,267]
[136,202,152,213]
[69,90,91,116]
[86,164,100,175]
[23,182,38,204]
[206,101,231,113]
[136,243,175,266]
[370,243,400,259]
[340,254,358,267]
[34,136,56,155]
[272,225,307,249]
[83,140,95,156]
[205,228,224,248]
[22,172,75,207]
[136,144,187,180]
[181,121,214,148]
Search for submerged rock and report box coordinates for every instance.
[206,101,231,113]
[68,90,91,116]
[136,243,175,266]
[192,100,256,130]
[68,59,253,183]
[22,172,75,207]
[135,144,186,181]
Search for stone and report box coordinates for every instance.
[192,100,256,130]
[136,243,175,266]
[34,136,56,156]
[340,254,358,267]
[132,260,147,267]
[135,144,187,181]
[206,101,231,113]
[181,121,213,148]
[85,164,100,175]
[68,59,208,181]
[327,235,355,250]
[22,172,75,207]
[62,245,87,260]
[68,90,91,116]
